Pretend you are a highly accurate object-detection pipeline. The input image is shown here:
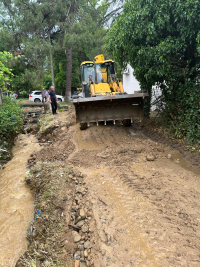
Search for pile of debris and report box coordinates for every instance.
[16,161,76,267]
[69,173,96,267]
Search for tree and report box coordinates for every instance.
[105,0,200,141]
[0,51,14,88]
[0,0,122,100]
[0,3,46,93]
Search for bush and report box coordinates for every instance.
[161,82,200,143]
[105,0,200,143]
[0,96,23,139]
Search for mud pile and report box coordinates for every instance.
[16,107,100,267]
[16,161,75,266]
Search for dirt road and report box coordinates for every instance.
[64,110,200,267]
[15,107,200,267]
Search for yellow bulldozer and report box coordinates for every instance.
[72,54,148,129]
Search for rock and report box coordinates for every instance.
[75,196,81,204]
[80,209,86,219]
[97,152,109,158]
[87,255,91,261]
[99,230,107,243]
[146,155,155,161]
[76,251,81,256]
[167,154,172,159]
[84,241,92,249]
[76,220,85,227]
[76,186,85,194]
[74,234,81,243]
[84,208,88,214]
[101,249,106,256]
[89,227,93,233]
[74,253,80,260]
[75,260,80,267]
[86,260,90,266]
[80,261,87,267]
[107,234,111,242]
[84,250,88,257]
[75,216,82,224]
[82,225,89,233]
[78,244,84,251]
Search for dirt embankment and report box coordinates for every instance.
[17,106,200,267]
[16,108,101,267]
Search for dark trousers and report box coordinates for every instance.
[51,98,57,114]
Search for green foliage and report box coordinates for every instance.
[105,0,200,142]
[0,51,14,88]
[161,82,200,142]
[54,52,81,95]
[43,74,52,90]
[0,96,23,138]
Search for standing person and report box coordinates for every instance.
[45,89,49,102]
[49,86,58,115]
[28,89,32,95]
[42,88,46,102]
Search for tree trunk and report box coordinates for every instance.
[65,48,72,101]
[33,47,46,112]
[0,91,3,106]
[49,34,55,89]
[33,47,42,91]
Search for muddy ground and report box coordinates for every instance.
[17,106,200,267]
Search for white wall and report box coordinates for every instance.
[122,64,162,111]
[122,64,140,94]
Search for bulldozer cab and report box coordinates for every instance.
[81,57,116,97]
[80,62,94,97]
[95,61,115,84]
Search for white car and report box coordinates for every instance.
[29,91,64,103]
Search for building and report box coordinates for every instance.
[122,64,162,111]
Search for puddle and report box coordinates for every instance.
[171,151,200,176]
[0,134,40,267]
[129,129,200,176]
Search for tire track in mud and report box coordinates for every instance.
[69,124,200,267]
[92,166,200,266]
[81,168,165,267]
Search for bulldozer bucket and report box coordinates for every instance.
[73,92,148,126]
